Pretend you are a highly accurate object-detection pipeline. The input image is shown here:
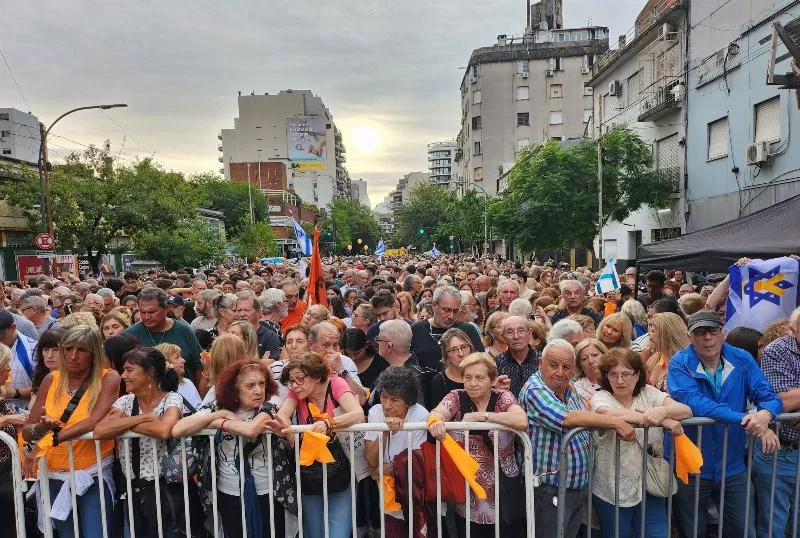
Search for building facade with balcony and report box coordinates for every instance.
[0,109,39,165]
[427,141,456,184]
[586,0,687,267]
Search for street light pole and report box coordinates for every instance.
[38,104,128,234]
[449,180,489,255]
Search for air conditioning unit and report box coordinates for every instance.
[581,66,591,74]
[608,80,622,96]
[545,69,555,77]
[470,76,478,84]
[746,142,770,165]
[521,72,529,79]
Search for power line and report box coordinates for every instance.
[0,46,33,113]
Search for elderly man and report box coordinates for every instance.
[351,303,377,334]
[508,297,533,318]
[20,295,58,337]
[126,288,203,382]
[668,310,782,538]
[749,306,800,537]
[49,285,73,319]
[191,289,220,331]
[548,318,584,347]
[309,321,365,401]
[279,280,307,334]
[96,287,117,315]
[83,293,105,314]
[519,339,634,538]
[340,269,359,296]
[301,303,330,328]
[551,280,602,326]
[492,279,520,315]
[410,286,484,371]
[261,288,287,337]
[0,309,38,409]
[473,274,491,293]
[495,316,540,396]
[372,319,436,408]
[236,295,281,360]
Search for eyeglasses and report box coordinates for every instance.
[374,338,391,345]
[446,344,472,355]
[287,375,307,387]
[607,371,637,381]
[503,328,530,337]
[692,326,723,337]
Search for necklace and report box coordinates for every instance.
[144,326,167,346]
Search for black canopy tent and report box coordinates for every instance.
[636,194,800,272]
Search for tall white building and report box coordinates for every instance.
[427,141,457,184]
[0,109,40,165]
[350,178,371,207]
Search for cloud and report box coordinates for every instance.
[2,0,643,206]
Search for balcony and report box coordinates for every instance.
[218,156,223,163]
[218,133,222,141]
[218,145,223,152]
[639,80,683,121]
[661,166,681,196]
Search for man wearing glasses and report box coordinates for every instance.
[495,316,540,396]
[410,286,483,371]
[668,309,782,538]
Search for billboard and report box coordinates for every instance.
[287,117,327,172]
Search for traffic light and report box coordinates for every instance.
[325,230,332,238]
[418,227,424,235]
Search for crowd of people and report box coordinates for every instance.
[0,254,797,538]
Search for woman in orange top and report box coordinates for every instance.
[21,325,120,538]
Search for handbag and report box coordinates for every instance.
[421,440,468,503]
[637,437,677,498]
[160,397,201,484]
[298,383,351,495]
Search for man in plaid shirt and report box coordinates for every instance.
[754,306,800,537]
[519,339,634,537]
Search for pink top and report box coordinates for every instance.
[288,375,353,424]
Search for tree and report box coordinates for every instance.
[393,182,457,250]
[322,198,381,254]
[233,221,279,261]
[133,218,227,270]
[491,126,672,253]
[436,189,486,253]
[0,142,202,272]
[193,173,269,237]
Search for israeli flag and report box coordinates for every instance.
[292,217,312,256]
[427,246,441,258]
[374,239,385,257]
[726,256,800,333]
[595,257,620,295]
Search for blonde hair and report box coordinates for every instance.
[574,338,608,379]
[458,352,498,381]
[228,320,259,359]
[60,312,99,330]
[0,343,11,370]
[154,343,182,363]
[396,291,418,320]
[595,313,633,348]
[57,325,106,410]
[647,312,689,374]
[482,311,510,346]
[210,333,248,382]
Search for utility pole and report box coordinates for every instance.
[597,94,604,266]
[247,163,254,224]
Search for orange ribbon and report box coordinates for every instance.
[674,433,703,483]
[299,430,335,466]
[428,415,486,499]
[308,402,330,420]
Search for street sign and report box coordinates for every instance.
[34,232,55,250]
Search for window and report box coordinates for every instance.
[548,57,562,71]
[516,138,530,152]
[517,86,529,100]
[516,60,529,74]
[474,167,484,181]
[472,64,480,78]
[1,149,10,155]
[472,90,482,105]
[627,71,640,106]
[0,131,9,137]
[517,112,530,126]
[549,110,564,125]
[584,109,593,123]
[755,97,780,143]
[584,86,594,96]
[0,113,8,121]
[550,84,563,98]
[708,117,729,160]
[472,116,482,130]
[473,141,482,155]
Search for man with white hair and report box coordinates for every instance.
[309,321,365,402]
[519,339,634,538]
[551,280,603,325]
[261,288,287,338]
[495,315,539,396]
[373,319,436,408]
[548,318,584,347]
[508,297,533,318]
[96,287,117,315]
[20,295,58,337]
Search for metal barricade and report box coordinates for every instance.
[555,413,800,538]
[5,421,537,538]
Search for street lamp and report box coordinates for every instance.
[38,104,128,234]
[449,180,489,255]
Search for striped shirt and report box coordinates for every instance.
[518,372,590,489]
[761,335,800,444]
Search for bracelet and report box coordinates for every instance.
[220,419,229,432]
[52,431,60,447]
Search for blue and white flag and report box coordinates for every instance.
[292,217,312,256]
[374,239,385,257]
[427,245,441,258]
[726,256,800,333]
[595,257,620,295]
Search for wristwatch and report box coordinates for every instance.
[338,370,350,379]
[484,411,489,422]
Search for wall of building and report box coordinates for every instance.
[685,0,800,231]
[0,109,40,165]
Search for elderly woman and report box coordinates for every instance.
[94,347,185,536]
[0,344,28,533]
[22,325,121,537]
[482,311,509,359]
[573,338,608,406]
[596,312,633,349]
[640,312,688,392]
[428,353,528,538]
[365,367,428,537]
[173,359,294,538]
[591,348,691,538]
[209,293,237,338]
[621,299,648,338]
[268,351,365,538]
[429,328,474,407]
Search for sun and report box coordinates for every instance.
[352,125,380,154]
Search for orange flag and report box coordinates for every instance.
[674,433,703,483]
[307,227,328,308]
[299,430,335,466]
[383,475,402,512]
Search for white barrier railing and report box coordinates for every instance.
[0,421,537,538]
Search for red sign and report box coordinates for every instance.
[34,233,56,250]
[16,255,47,278]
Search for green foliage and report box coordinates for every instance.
[322,198,381,253]
[491,126,671,253]
[192,173,269,237]
[133,218,226,271]
[0,141,201,271]
[233,220,279,260]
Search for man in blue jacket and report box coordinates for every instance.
[668,310,781,538]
